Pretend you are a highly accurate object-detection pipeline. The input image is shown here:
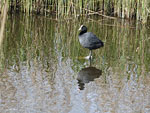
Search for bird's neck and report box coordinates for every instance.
[79,30,87,35]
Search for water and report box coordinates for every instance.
[0,14,150,113]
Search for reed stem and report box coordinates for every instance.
[1,0,150,22]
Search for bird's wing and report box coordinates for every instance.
[87,32,101,44]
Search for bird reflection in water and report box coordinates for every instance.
[77,59,102,90]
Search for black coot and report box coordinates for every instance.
[78,25,104,59]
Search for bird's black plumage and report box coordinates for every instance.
[78,25,104,50]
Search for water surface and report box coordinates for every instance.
[0,14,150,113]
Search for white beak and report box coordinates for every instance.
[79,25,83,31]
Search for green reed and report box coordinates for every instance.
[0,0,8,72]
[1,0,150,21]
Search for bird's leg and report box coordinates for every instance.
[89,50,92,60]
[89,57,92,66]
[84,50,92,60]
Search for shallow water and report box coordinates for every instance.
[0,14,150,113]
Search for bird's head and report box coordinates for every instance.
[79,25,87,34]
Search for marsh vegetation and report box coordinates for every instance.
[0,0,150,21]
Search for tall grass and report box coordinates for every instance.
[0,0,8,47]
[0,0,8,72]
[6,0,150,22]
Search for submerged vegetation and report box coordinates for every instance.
[1,14,149,74]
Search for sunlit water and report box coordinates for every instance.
[0,14,150,113]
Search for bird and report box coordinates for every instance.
[78,25,104,59]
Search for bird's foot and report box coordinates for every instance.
[84,55,92,60]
